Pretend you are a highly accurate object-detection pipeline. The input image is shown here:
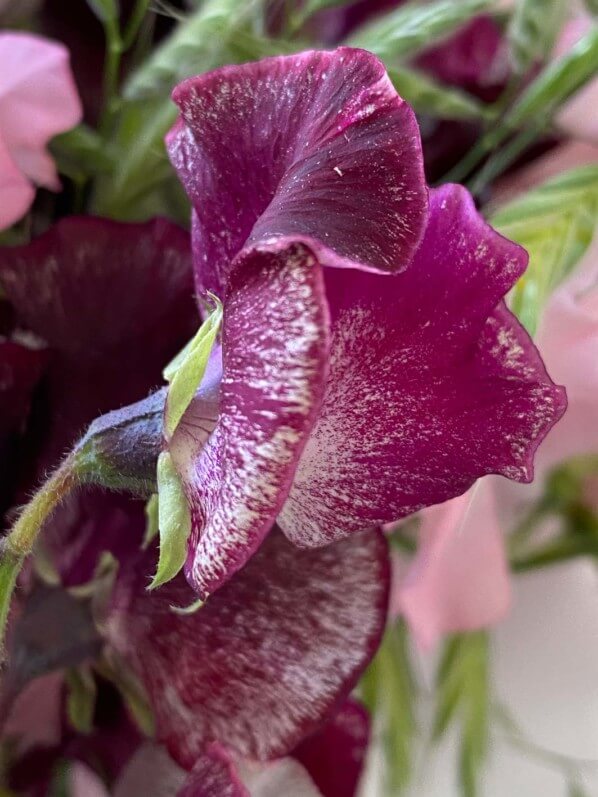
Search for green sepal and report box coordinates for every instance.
[148,452,192,591]
[66,666,97,734]
[164,296,222,439]
[143,494,160,548]
[170,597,205,615]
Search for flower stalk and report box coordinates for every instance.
[0,454,80,659]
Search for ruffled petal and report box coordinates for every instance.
[171,243,330,599]
[0,32,82,188]
[167,47,427,296]
[293,700,370,797]
[396,481,511,650]
[279,184,567,547]
[105,528,389,767]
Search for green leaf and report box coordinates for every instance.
[164,297,222,438]
[507,0,567,75]
[347,0,495,62]
[66,667,97,734]
[143,493,159,548]
[50,125,115,182]
[124,0,297,101]
[388,66,490,122]
[507,25,598,127]
[361,621,417,793]
[86,0,119,23]
[490,164,598,334]
[585,0,598,15]
[433,633,490,797]
[93,1,299,220]
[149,452,192,590]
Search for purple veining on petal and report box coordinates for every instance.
[172,243,330,599]
[293,699,370,797]
[105,528,389,767]
[167,47,428,297]
[278,184,567,547]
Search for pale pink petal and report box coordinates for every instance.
[0,32,82,188]
[70,763,110,797]
[533,233,598,471]
[0,133,34,229]
[397,481,511,649]
[239,757,322,797]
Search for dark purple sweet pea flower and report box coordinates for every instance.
[164,47,565,600]
[105,527,388,770]
[0,216,195,584]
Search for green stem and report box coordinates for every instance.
[100,18,124,136]
[122,0,151,50]
[0,554,21,660]
[0,456,80,659]
[467,124,544,197]
[511,536,596,573]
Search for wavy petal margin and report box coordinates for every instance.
[167,47,427,296]
[279,184,567,546]
[171,243,329,598]
[106,528,389,768]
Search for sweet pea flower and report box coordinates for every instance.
[0,32,82,230]
[164,48,566,600]
[0,209,389,789]
[105,529,388,776]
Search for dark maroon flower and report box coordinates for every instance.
[105,528,388,769]
[0,216,195,584]
[166,61,566,596]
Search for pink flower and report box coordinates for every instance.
[0,32,81,230]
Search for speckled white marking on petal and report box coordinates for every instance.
[173,242,330,599]
[106,528,389,767]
